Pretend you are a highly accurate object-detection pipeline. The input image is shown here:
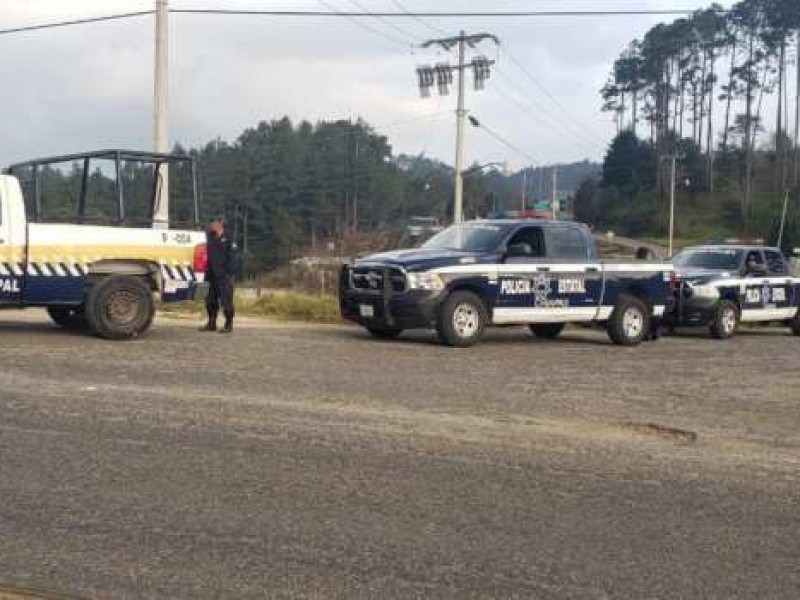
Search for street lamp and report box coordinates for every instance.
[462,161,509,177]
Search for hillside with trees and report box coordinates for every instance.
[584,0,800,250]
[17,116,598,273]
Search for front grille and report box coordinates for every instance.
[350,267,405,293]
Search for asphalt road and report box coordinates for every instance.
[1,312,799,599]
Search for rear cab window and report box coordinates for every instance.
[765,250,788,275]
[544,225,590,260]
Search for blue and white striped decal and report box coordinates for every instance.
[429,261,671,324]
[1,260,197,304]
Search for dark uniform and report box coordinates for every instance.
[204,230,238,332]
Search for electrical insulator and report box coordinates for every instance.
[472,56,491,90]
[416,66,435,98]
[435,63,453,96]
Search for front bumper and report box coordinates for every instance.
[340,288,443,329]
[663,286,718,327]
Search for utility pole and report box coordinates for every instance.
[417,32,498,224]
[353,133,359,234]
[551,165,558,219]
[669,156,676,257]
[520,167,527,211]
[453,32,467,224]
[660,155,678,257]
[794,33,800,187]
[153,0,169,229]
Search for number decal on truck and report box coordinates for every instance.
[173,233,193,244]
[162,232,194,245]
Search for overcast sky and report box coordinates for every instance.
[0,0,734,170]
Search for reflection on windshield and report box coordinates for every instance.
[673,249,743,270]
[422,223,510,253]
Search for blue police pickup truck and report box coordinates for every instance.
[664,244,800,339]
[339,219,674,347]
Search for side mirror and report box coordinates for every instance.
[506,242,532,259]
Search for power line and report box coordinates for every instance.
[170,9,719,17]
[492,69,602,157]
[468,116,540,166]
[0,7,724,37]
[313,0,410,46]
[389,0,448,36]
[492,69,600,154]
[0,10,154,36]
[491,82,595,159]
[498,45,607,145]
[346,0,423,43]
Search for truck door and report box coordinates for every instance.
[493,225,543,323]
[541,224,603,322]
[0,178,23,304]
[493,224,602,324]
[740,250,774,322]
[764,249,797,319]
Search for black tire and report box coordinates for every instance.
[709,299,739,340]
[790,309,800,336]
[47,306,88,330]
[85,275,155,340]
[606,294,650,346]
[366,326,403,339]
[436,290,488,347]
[529,323,565,339]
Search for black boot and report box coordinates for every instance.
[200,313,218,332]
[220,319,233,334]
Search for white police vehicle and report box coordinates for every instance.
[340,219,674,347]
[1,150,207,339]
[665,244,800,339]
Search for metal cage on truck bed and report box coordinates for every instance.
[5,149,200,228]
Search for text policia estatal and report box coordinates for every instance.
[0,278,20,294]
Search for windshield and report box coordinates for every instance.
[672,249,743,270]
[422,222,511,253]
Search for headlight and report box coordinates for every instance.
[687,282,719,299]
[406,272,444,291]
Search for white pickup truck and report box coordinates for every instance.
[1,150,207,339]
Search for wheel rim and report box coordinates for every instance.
[452,302,480,338]
[622,307,644,339]
[721,307,737,334]
[105,290,141,326]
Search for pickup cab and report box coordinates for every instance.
[664,244,800,339]
[1,150,206,339]
[340,219,674,347]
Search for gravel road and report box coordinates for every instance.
[0,312,798,599]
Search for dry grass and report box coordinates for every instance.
[161,291,340,324]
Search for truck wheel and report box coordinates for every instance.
[529,323,565,339]
[709,300,739,340]
[367,326,403,339]
[436,290,487,347]
[790,309,800,336]
[47,307,88,330]
[85,275,154,340]
[606,294,649,346]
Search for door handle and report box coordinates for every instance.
[585,267,599,273]
[537,267,550,272]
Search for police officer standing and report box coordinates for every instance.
[200,218,238,333]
